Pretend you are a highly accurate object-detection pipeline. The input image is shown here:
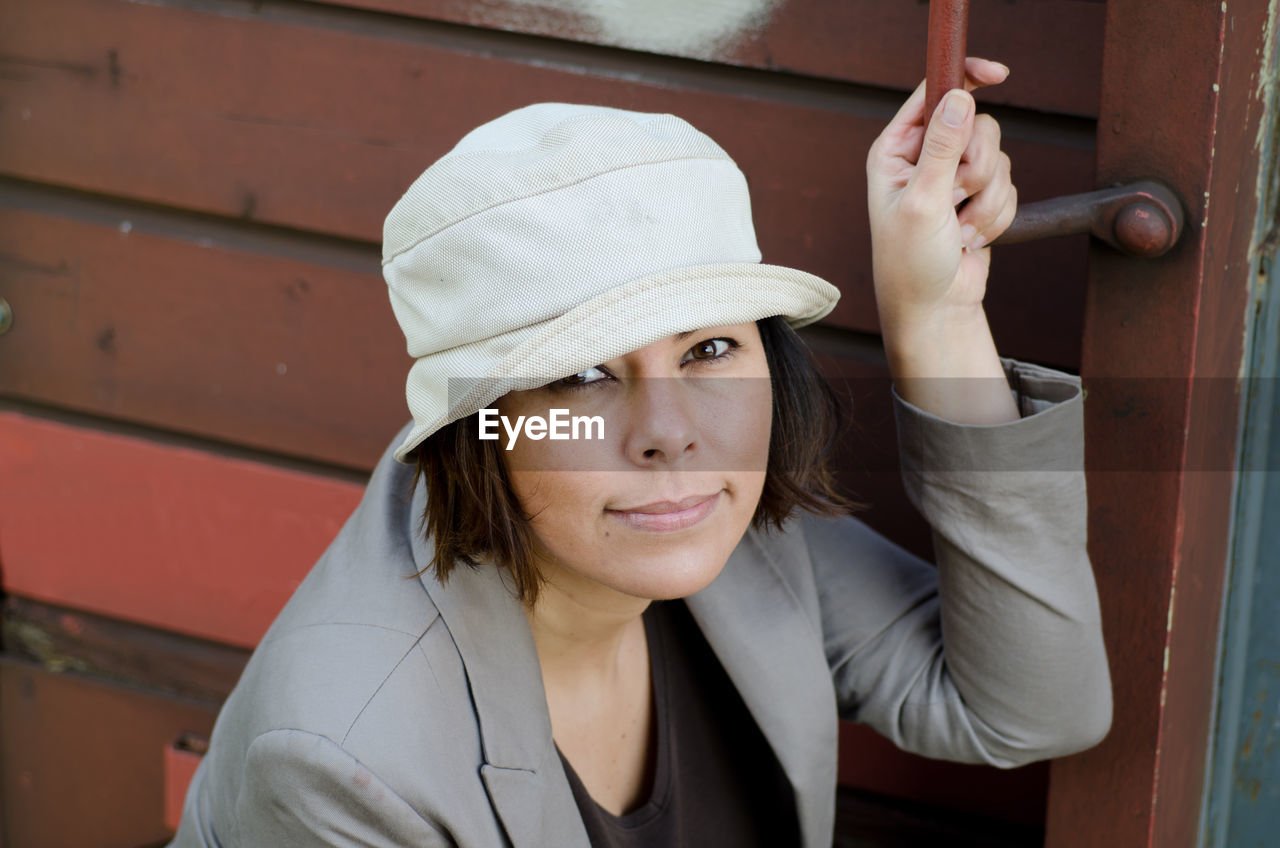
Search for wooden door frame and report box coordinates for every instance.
[1046,2,1277,845]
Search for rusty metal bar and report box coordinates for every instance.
[926,0,970,117]
[992,180,1184,258]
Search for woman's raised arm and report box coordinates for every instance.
[866,57,1019,426]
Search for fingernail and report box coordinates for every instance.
[969,234,987,251]
[952,188,967,206]
[960,223,977,245]
[996,61,1011,76]
[942,91,969,127]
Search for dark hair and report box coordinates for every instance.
[410,315,855,606]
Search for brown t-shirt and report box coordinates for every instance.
[556,599,799,847]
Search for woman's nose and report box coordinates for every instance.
[621,378,700,466]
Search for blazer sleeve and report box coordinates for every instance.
[233,729,455,846]
[803,357,1112,768]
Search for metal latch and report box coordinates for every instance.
[926,0,1184,258]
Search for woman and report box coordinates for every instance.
[171,59,1112,847]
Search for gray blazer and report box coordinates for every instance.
[170,359,1111,848]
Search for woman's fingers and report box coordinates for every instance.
[955,114,1002,198]
[908,89,976,210]
[959,172,1016,251]
[961,57,1010,91]
[888,57,1007,129]
[871,58,1009,171]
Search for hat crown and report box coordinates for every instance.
[382,103,737,265]
[381,103,765,362]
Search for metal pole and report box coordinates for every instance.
[925,0,970,118]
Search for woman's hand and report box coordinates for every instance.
[865,58,1021,425]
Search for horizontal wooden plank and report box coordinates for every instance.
[0,658,220,846]
[0,0,1094,368]
[312,0,1104,117]
[0,205,412,468]
[0,410,363,646]
[3,595,250,703]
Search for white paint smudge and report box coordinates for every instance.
[507,0,778,56]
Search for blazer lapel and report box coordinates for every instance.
[685,525,840,848]
[407,480,590,848]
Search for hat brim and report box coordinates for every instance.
[393,261,840,463]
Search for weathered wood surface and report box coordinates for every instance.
[309,0,1105,117]
[0,657,221,847]
[0,0,1094,371]
[3,596,250,703]
[1045,1,1271,846]
[0,203,408,469]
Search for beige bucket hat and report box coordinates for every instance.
[382,102,841,463]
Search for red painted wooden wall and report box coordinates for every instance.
[0,1,1268,845]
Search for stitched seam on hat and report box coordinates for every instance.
[432,313,559,360]
[405,261,797,358]
[382,155,733,266]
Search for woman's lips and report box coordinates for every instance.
[606,491,722,532]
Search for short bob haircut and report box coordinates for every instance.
[410,315,855,606]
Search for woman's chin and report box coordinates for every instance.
[604,550,734,602]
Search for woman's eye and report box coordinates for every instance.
[556,365,610,388]
[684,337,737,362]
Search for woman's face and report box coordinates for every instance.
[495,321,772,605]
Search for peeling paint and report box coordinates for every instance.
[1241,0,1280,381]
[4,620,90,674]
[506,0,779,56]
